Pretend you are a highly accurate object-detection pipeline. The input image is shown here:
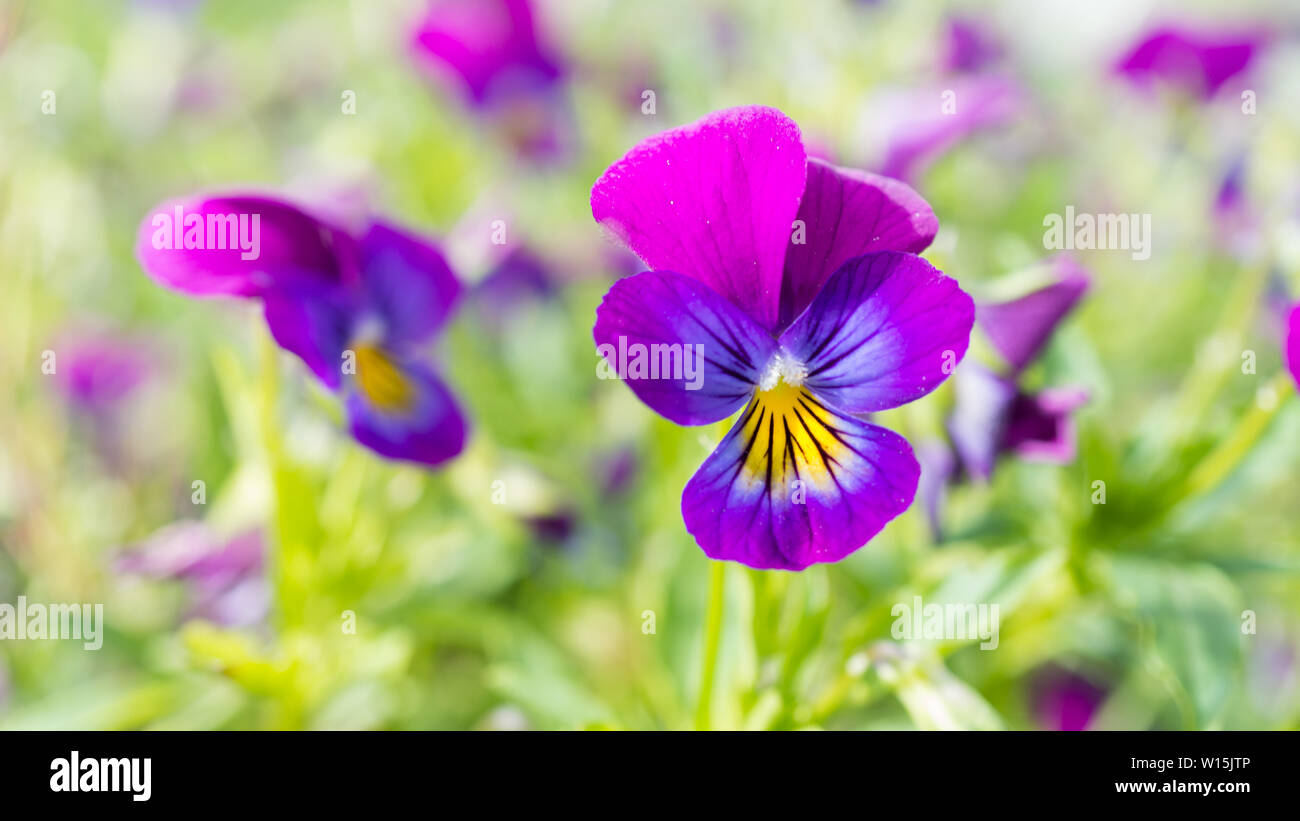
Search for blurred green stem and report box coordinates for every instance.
[694,561,726,730]
[1178,371,1294,501]
[1166,262,1268,449]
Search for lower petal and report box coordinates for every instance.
[346,358,467,468]
[681,383,918,570]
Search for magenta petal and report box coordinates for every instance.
[593,271,777,426]
[681,392,918,570]
[136,194,356,298]
[262,285,354,390]
[1115,26,1263,99]
[779,252,974,414]
[346,359,467,468]
[976,258,1090,374]
[410,0,561,107]
[779,160,938,330]
[1286,304,1300,391]
[591,105,807,332]
[360,221,462,348]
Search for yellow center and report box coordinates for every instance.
[353,344,414,412]
[735,381,845,490]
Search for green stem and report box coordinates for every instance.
[694,560,726,730]
[1179,371,1293,501]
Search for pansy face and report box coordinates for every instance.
[592,106,974,570]
[137,198,468,469]
[260,222,468,468]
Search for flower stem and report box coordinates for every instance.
[694,560,726,730]
[1179,371,1294,501]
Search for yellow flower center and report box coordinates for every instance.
[353,343,415,412]
[737,381,844,489]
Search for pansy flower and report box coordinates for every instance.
[410,0,570,161]
[1114,25,1266,100]
[948,259,1091,479]
[919,259,1090,538]
[136,194,467,467]
[591,106,974,570]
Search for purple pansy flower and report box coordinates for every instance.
[1114,25,1265,100]
[948,259,1091,481]
[118,523,268,628]
[591,106,974,571]
[136,193,468,468]
[410,0,569,161]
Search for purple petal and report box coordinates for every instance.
[1286,304,1300,391]
[410,0,561,107]
[470,245,555,328]
[916,438,957,540]
[976,257,1090,374]
[778,252,974,414]
[262,284,355,390]
[360,221,462,348]
[1115,26,1264,100]
[779,160,938,330]
[681,386,918,570]
[942,16,1002,74]
[591,105,808,332]
[1001,386,1088,463]
[136,194,357,298]
[875,76,1023,182]
[593,270,777,426]
[947,362,1018,481]
[346,356,467,468]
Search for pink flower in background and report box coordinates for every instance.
[872,75,1025,183]
[1032,668,1107,731]
[52,330,155,412]
[410,0,571,161]
[941,16,1003,75]
[118,523,268,628]
[1114,25,1266,100]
